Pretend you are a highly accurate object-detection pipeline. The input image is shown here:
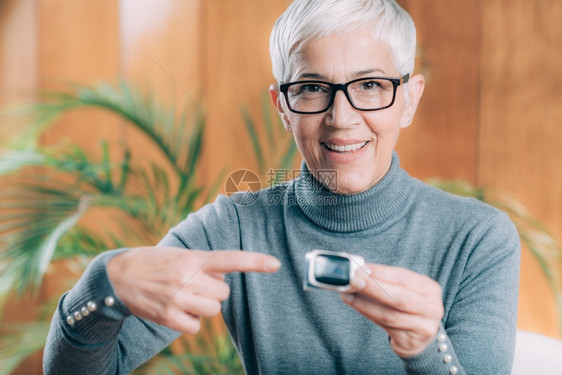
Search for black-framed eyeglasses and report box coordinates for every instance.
[279,74,409,114]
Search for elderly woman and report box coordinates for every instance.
[44,0,520,374]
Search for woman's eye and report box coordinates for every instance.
[361,80,380,90]
[301,84,323,93]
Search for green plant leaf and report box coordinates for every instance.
[280,138,298,171]
[261,92,276,152]
[0,151,46,175]
[0,102,68,151]
[0,322,50,375]
[0,181,91,295]
[36,196,92,278]
[0,80,219,371]
[242,108,265,173]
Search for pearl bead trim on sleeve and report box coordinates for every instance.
[104,296,115,307]
[65,297,114,326]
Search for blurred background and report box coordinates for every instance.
[0,0,561,374]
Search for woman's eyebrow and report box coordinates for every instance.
[297,72,325,80]
[296,68,388,81]
[354,68,386,77]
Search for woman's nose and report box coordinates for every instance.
[324,90,360,128]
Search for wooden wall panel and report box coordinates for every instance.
[38,0,122,159]
[38,0,120,87]
[120,0,202,94]
[479,0,562,337]
[119,0,203,190]
[0,1,41,373]
[201,0,292,188]
[397,0,480,183]
[0,0,37,106]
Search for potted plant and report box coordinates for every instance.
[0,81,240,374]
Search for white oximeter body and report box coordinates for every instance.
[304,249,365,292]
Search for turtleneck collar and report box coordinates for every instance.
[294,152,414,233]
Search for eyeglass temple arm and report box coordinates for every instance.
[401,73,410,84]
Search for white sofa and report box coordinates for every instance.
[511,330,562,374]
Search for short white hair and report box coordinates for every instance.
[270,0,416,84]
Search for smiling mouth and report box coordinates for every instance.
[321,141,369,153]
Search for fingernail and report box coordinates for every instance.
[341,293,355,303]
[266,258,281,270]
[353,277,367,289]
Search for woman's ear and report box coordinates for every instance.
[269,84,292,132]
[400,74,425,129]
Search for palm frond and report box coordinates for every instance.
[0,143,173,296]
[175,318,243,374]
[71,80,204,182]
[0,151,46,175]
[279,140,299,172]
[181,111,206,189]
[0,101,71,151]
[0,180,92,295]
[241,92,298,181]
[0,322,50,375]
[202,168,228,206]
[132,316,243,375]
[37,195,91,277]
[0,124,211,295]
[54,226,115,259]
[1,81,204,183]
[242,108,265,173]
[0,80,220,373]
[0,142,128,296]
[261,93,277,153]
[95,162,186,237]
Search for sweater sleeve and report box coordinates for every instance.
[43,249,181,374]
[401,324,462,375]
[403,210,521,375]
[43,195,241,374]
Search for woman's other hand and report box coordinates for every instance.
[107,247,281,334]
[340,264,444,357]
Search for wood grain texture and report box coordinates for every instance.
[479,0,562,336]
[397,0,481,183]
[201,0,292,188]
[0,1,40,373]
[119,0,203,187]
[34,4,122,370]
[38,0,122,158]
[120,0,202,108]
[0,0,37,106]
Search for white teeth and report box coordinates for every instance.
[324,141,367,152]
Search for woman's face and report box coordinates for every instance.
[271,28,424,195]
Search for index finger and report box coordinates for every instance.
[367,264,440,295]
[354,264,440,296]
[202,250,281,273]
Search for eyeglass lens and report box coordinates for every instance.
[286,78,395,113]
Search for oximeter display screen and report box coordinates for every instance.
[314,255,350,286]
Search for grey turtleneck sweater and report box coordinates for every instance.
[44,153,520,374]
